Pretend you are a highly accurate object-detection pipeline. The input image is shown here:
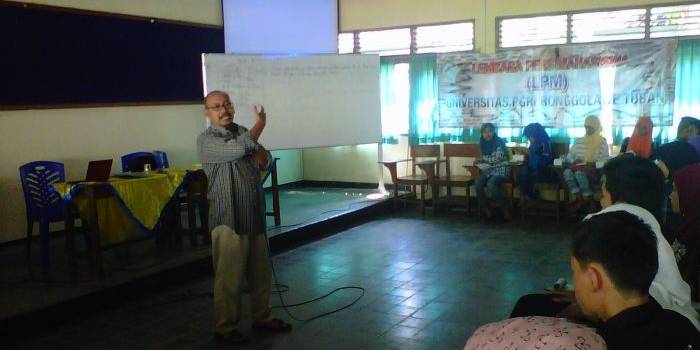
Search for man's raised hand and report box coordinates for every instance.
[254,105,266,125]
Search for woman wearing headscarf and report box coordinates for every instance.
[519,123,553,202]
[475,123,511,220]
[563,115,609,211]
[672,164,700,301]
[623,116,654,158]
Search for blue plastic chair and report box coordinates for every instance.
[153,150,169,169]
[121,152,156,172]
[19,161,66,269]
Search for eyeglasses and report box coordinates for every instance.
[205,101,232,110]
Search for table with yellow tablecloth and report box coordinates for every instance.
[53,167,202,245]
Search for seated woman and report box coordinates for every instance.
[519,123,553,204]
[671,164,700,300]
[621,116,653,158]
[563,115,609,212]
[475,123,511,220]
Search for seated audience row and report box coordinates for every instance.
[466,154,700,349]
[475,115,700,220]
[466,209,700,350]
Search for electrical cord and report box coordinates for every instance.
[264,235,365,322]
[135,239,367,321]
[1,191,385,285]
[3,196,372,319]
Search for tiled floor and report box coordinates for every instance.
[10,212,575,350]
[0,186,383,321]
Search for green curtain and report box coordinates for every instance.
[380,58,399,144]
[408,55,464,144]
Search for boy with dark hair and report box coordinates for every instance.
[572,211,699,349]
[511,155,699,330]
[592,154,699,329]
[598,153,665,220]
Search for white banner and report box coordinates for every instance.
[438,40,677,128]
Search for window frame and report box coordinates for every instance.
[496,1,700,50]
[338,19,476,57]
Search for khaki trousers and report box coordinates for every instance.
[211,225,272,334]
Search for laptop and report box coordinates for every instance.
[68,159,113,184]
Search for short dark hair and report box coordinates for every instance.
[678,116,699,139]
[573,211,658,295]
[602,154,665,221]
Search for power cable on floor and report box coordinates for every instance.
[264,236,365,322]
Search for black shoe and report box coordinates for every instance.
[215,330,250,344]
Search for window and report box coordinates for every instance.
[572,9,646,43]
[338,20,474,56]
[338,21,474,138]
[498,3,700,48]
[499,15,567,48]
[337,32,354,54]
[359,28,411,56]
[416,22,474,53]
[381,63,410,136]
[651,3,700,38]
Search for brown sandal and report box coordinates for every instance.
[252,318,292,333]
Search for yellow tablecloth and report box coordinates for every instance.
[53,167,201,244]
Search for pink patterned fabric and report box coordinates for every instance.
[464,316,606,350]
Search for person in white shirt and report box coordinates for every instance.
[587,154,700,330]
[510,154,700,330]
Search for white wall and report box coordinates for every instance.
[1,0,221,243]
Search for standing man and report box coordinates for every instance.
[197,91,291,344]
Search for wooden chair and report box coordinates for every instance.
[436,143,479,214]
[465,147,519,220]
[380,144,441,216]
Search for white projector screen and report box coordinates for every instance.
[222,0,337,55]
[202,54,382,150]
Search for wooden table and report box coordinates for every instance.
[56,169,207,278]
